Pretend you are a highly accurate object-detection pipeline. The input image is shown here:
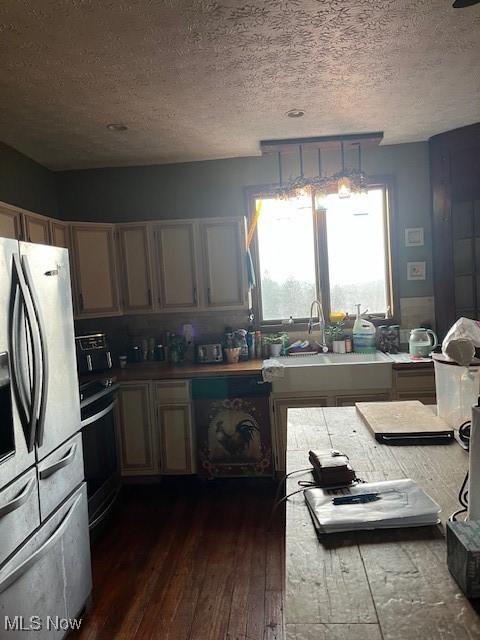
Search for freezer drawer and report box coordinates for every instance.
[37,433,84,521]
[0,468,40,567]
[0,483,91,639]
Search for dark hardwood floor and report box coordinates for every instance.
[73,480,285,640]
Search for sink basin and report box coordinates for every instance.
[267,351,393,392]
[276,352,392,366]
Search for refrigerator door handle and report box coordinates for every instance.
[39,443,78,480]
[0,493,81,594]
[10,254,42,452]
[22,255,49,448]
[8,278,31,438]
[0,477,36,518]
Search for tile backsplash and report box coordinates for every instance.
[399,296,436,330]
[75,310,251,361]
[75,296,437,363]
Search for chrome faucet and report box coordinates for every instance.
[308,299,329,353]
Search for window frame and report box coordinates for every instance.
[245,175,399,330]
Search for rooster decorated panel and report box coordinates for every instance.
[193,377,272,479]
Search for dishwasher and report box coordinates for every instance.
[192,376,273,478]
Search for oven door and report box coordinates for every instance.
[81,391,120,529]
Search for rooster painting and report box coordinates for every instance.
[208,407,261,462]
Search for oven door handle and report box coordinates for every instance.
[81,399,117,428]
[39,443,78,480]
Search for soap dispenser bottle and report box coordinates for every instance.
[352,304,376,353]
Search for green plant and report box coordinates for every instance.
[265,332,288,345]
[168,334,187,360]
[223,331,242,349]
[325,322,345,342]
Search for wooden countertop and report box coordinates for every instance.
[285,406,477,640]
[106,359,264,381]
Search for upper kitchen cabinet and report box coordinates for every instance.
[199,218,248,309]
[49,220,70,249]
[117,224,155,314]
[23,212,51,245]
[0,203,22,239]
[70,223,121,317]
[153,222,199,311]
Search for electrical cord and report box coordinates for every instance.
[449,420,471,522]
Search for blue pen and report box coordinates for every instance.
[332,493,380,505]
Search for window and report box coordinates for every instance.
[252,183,393,324]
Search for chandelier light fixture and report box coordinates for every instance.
[260,133,381,204]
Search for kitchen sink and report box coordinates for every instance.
[268,350,393,392]
[276,352,392,366]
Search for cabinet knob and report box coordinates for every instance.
[193,287,197,305]
[207,287,212,305]
[79,293,84,311]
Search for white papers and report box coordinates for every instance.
[304,479,441,534]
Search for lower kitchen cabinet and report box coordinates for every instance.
[117,381,196,477]
[335,392,390,407]
[156,404,196,474]
[154,381,196,475]
[117,383,157,476]
[392,369,436,404]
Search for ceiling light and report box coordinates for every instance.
[106,123,128,131]
[452,0,480,6]
[286,109,305,118]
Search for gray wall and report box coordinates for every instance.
[0,143,58,217]
[57,142,432,299]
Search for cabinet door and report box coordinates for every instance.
[335,392,391,407]
[118,225,154,313]
[200,218,247,309]
[154,223,199,310]
[0,204,22,239]
[117,384,156,476]
[157,403,196,474]
[23,213,51,244]
[50,220,69,249]
[71,224,121,316]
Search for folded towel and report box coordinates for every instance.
[262,358,285,382]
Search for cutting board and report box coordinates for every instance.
[355,400,454,445]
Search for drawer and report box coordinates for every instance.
[38,433,84,521]
[155,380,191,404]
[393,370,435,393]
[0,468,40,566]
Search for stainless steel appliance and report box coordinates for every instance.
[80,378,121,532]
[196,343,223,364]
[0,238,91,637]
[75,333,113,374]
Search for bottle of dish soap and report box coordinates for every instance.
[352,304,376,353]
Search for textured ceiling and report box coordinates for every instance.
[0,1,479,170]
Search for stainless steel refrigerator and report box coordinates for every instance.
[0,238,91,638]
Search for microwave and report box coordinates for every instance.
[75,333,113,374]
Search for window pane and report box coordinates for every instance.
[256,197,316,321]
[325,188,388,315]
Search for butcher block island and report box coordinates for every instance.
[285,406,479,640]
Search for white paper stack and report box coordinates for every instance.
[304,479,441,534]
